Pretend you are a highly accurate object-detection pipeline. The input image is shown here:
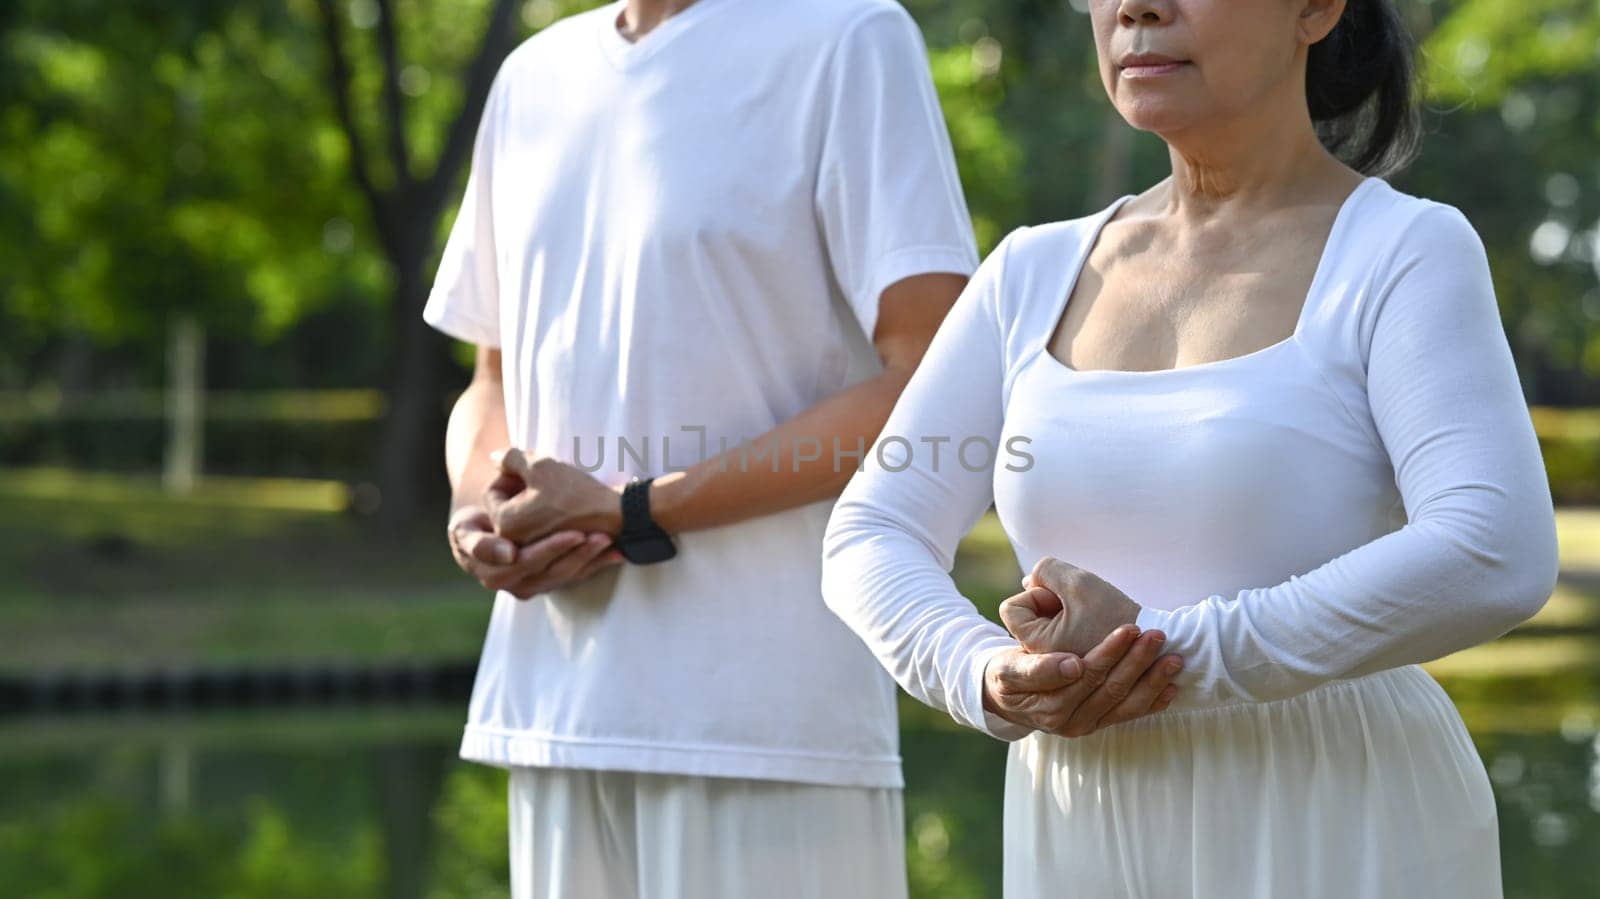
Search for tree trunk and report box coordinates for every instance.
[164,314,205,494]
[315,0,521,533]
[374,246,451,535]
[376,742,451,899]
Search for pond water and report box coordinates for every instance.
[2,686,1597,898]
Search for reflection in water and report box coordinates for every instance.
[1,690,1597,898]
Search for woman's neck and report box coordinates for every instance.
[1157,82,1351,217]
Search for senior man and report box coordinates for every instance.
[426,1,1172,896]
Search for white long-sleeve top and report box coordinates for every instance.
[820,177,1560,738]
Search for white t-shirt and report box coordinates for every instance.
[422,0,979,788]
[820,177,1559,738]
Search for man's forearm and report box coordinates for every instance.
[445,374,511,516]
[647,271,968,536]
[648,365,913,535]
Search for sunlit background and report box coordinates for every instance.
[1,1,1598,896]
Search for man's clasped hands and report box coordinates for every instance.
[446,448,1185,738]
[446,448,630,599]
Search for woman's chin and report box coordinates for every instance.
[1112,100,1206,138]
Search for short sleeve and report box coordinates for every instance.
[422,73,506,348]
[821,227,1032,741]
[812,4,980,342]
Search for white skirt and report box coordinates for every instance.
[1003,664,1501,898]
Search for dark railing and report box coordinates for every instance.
[0,661,477,716]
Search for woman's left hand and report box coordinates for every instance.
[1000,556,1142,658]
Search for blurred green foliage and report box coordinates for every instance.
[1425,0,1600,103]
[0,790,383,898]
[2,0,1596,404]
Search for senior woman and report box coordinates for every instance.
[820,0,1559,896]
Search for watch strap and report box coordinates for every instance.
[617,477,677,564]
[621,477,657,535]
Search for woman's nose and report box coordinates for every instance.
[1117,0,1172,27]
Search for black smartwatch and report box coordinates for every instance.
[616,477,677,564]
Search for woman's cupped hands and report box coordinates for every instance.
[982,557,1185,738]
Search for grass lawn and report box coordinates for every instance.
[0,469,489,670]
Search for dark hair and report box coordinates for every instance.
[1305,0,1421,176]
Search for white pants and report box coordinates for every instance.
[507,766,908,899]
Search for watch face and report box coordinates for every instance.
[621,535,676,565]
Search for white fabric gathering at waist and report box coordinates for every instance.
[1074,663,1448,732]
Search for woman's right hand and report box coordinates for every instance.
[982,622,1183,738]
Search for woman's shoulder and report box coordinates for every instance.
[1352,178,1488,264]
[992,200,1131,267]
[1342,179,1498,367]
[970,203,1131,379]
[978,200,1130,308]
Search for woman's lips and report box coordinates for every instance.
[1120,61,1188,78]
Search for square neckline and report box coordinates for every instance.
[1030,176,1378,379]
